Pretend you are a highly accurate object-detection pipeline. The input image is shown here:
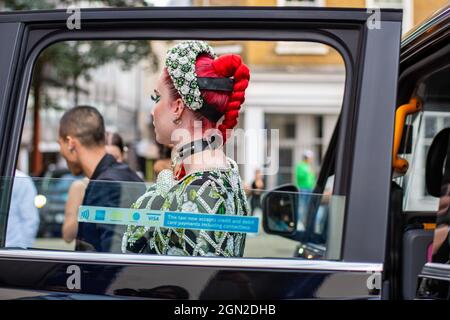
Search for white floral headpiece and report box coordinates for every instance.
[165,40,216,111]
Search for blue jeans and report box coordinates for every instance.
[297,189,312,232]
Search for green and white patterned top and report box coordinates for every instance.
[121,157,250,257]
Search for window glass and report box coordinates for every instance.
[2,176,345,259]
[400,112,450,211]
[398,66,450,212]
[3,39,346,261]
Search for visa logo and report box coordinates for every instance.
[146,213,161,221]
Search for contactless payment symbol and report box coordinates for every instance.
[95,210,106,221]
[80,209,89,220]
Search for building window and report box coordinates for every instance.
[276,0,328,55]
[275,41,329,55]
[366,0,413,34]
[279,0,324,6]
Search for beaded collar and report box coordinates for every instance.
[175,133,221,162]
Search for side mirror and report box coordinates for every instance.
[262,184,298,236]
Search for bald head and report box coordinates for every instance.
[59,106,105,148]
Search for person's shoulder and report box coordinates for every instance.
[181,170,227,187]
[186,171,210,184]
[99,162,143,183]
[176,172,229,210]
[14,170,28,178]
[179,170,234,199]
[14,170,35,189]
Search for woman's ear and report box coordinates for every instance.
[171,97,185,119]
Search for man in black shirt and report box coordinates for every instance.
[58,106,144,252]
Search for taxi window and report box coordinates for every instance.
[398,66,450,212]
[2,176,345,259]
[1,39,347,260]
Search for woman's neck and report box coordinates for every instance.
[175,138,229,176]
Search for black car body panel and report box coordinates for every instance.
[0,250,381,299]
[0,6,408,299]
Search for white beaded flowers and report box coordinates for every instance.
[165,40,216,111]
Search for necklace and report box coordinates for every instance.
[171,133,222,179]
[175,133,221,161]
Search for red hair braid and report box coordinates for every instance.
[212,54,250,142]
[194,53,250,142]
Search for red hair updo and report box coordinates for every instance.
[163,53,250,143]
[163,52,250,179]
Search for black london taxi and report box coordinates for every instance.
[0,4,448,300]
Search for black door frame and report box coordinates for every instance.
[0,7,402,299]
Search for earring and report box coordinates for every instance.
[173,117,182,125]
[171,152,183,180]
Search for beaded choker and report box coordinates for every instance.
[175,133,221,162]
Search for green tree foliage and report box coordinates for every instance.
[40,40,157,105]
[3,0,158,175]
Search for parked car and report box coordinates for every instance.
[0,5,448,300]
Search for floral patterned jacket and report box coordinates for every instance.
[122,157,250,257]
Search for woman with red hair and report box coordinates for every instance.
[122,40,251,257]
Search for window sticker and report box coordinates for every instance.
[78,206,260,234]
